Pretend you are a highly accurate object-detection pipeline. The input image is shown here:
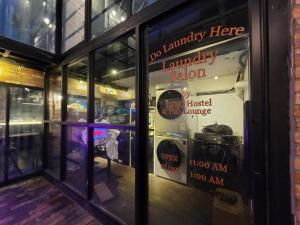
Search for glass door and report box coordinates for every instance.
[0,85,7,182]
[8,87,44,179]
[146,1,253,225]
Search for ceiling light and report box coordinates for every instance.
[44,17,50,25]
[214,76,219,80]
[111,69,117,75]
[111,10,116,16]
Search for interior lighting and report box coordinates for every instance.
[214,76,219,80]
[111,69,117,75]
[43,1,47,6]
[44,17,50,25]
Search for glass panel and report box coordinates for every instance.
[91,0,130,39]
[0,86,6,182]
[0,0,56,52]
[94,34,135,125]
[132,0,157,14]
[8,87,44,179]
[65,126,87,195]
[45,123,61,178]
[147,1,251,225]
[93,128,135,224]
[67,58,88,122]
[49,73,62,121]
[62,0,85,52]
[0,59,44,88]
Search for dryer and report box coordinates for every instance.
[154,130,187,184]
[155,89,187,132]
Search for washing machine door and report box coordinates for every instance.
[156,139,182,170]
[157,90,184,120]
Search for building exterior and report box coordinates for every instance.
[0,0,293,225]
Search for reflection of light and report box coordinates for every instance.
[79,80,83,84]
[112,10,116,16]
[111,69,117,75]
[44,17,50,25]
[43,1,46,6]
[26,0,30,4]
[49,24,53,28]
[214,76,219,80]
[156,85,159,90]
[53,94,62,101]
[25,88,30,91]
[121,16,125,22]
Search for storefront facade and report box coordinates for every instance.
[0,0,292,225]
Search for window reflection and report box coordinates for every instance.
[62,0,85,52]
[91,0,130,39]
[132,0,157,14]
[0,0,56,52]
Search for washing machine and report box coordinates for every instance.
[154,130,187,184]
[155,89,187,132]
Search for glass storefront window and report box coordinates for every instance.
[0,0,56,53]
[93,128,135,224]
[45,123,61,178]
[147,1,250,225]
[92,33,136,224]
[132,0,157,14]
[67,58,88,122]
[62,0,85,52]
[65,126,87,195]
[94,34,136,125]
[91,0,130,39]
[0,86,6,182]
[8,87,44,179]
[49,73,62,121]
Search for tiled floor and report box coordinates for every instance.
[0,177,103,225]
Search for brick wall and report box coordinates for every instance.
[293,0,300,224]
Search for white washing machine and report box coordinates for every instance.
[154,130,187,184]
[155,89,187,132]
